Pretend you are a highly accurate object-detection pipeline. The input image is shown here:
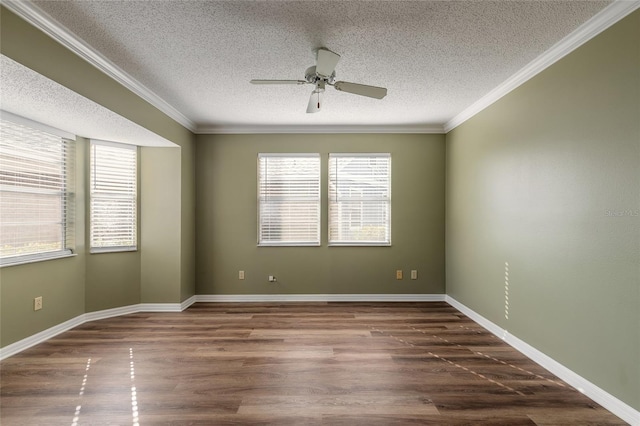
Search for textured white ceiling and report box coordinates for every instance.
[0,55,176,147]
[20,1,616,132]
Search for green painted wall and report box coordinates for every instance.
[445,10,640,410]
[179,137,196,302]
[195,133,445,295]
[141,147,182,303]
[85,251,141,311]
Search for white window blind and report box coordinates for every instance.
[329,153,391,246]
[90,141,137,252]
[0,117,75,265]
[258,154,320,246]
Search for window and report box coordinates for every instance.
[258,154,320,246]
[329,153,391,245]
[90,141,137,252]
[0,116,75,266]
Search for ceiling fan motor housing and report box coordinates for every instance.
[305,66,336,85]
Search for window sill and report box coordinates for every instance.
[258,243,321,247]
[0,252,77,268]
[90,247,137,254]
[329,243,392,247]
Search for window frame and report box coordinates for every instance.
[328,153,392,247]
[0,112,76,267]
[89,140,138,253]
[257,153,321,247]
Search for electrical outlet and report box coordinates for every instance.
[411,270,418,280]
[268,275,277,282]
[34,296,43,311]
[396,270,403,280]
[239,270,245,280]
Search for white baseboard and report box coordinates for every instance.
[196,294,446,303]
[139,303,183,312]
[0,314,86,360]
[0,299,194,361]
[84,304,140,322]
[446,296,639,426]
[181,295,197,310]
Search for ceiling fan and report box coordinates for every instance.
[250,48,387,113]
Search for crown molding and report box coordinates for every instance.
[195,124,445,134]
[444,0,640,133]
[2,0,197,132]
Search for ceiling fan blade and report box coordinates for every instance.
[250,79,307,85]
[315,48,340,78]
[334,81,387,99]
[306,89,322,113]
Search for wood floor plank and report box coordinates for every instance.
[0,302,628,425]
[237,394,440,416]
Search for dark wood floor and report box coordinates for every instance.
[1,302,626,425]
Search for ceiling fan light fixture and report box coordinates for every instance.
[306,89,322,114]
